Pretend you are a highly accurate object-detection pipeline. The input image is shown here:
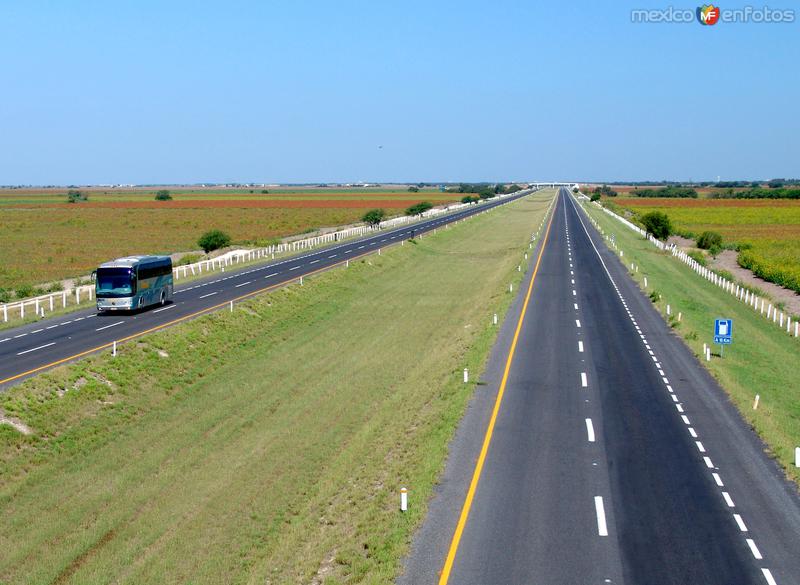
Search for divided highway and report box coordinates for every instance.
[0,190,536,388]
[401,188,800,584]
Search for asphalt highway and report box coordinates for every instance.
[400,188,800,584]
[0,189,536,389]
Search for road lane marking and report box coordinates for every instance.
[688,427,698,438]
[762,569,777,585]
[585,418,595,442]
[722,492,735,507]
[438,190,556,585]
[704,456,714,468]
[578,341,584,352]
[594,496,609,536]
[576,319,581,328]
[746,539,762,560]
[574,303,578,310]
[153,304,176,313]
[309,259,320,264]
[198,292,218,299]
[0,338,10,343]
[712,473,724,487]
[17,342,56,356]
[265,272,278,278]
[581,372,588,387]
[95,321,123,332]
[328,254,337,258]
[733,514,748,532]
[31,328,43,333]
[289,265,300,271]
[235,281,252,288]
[14,333,28,338]
[696,441,706,453]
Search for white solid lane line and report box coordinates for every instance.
[153,304,176,313]
[594,496,609,536]
[581,372,588,387]
[17,342,56,356]
[585,418,596,442]
[199,292,218,299]
[746,538,763,560]
[235,281,252,288]
[96,321,124,332]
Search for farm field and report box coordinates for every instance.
[606,197,800,294]
[0,191,553,585]
[0,189,462,293]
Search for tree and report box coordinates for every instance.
[407,186,419,192]
[261,189,269,194]
[362,208,386,227]
[640,211,672,241]
[478,188,495,200]
[198,229,232,253]
[461,195,478,204]
[155,189,172,201]
[405,201,433,216]
[66,190,88,203]
[590,193,601,202]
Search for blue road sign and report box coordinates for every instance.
[714,318,733,345]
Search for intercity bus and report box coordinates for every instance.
[94,255,173,312]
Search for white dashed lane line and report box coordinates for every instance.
[95,321,124,332]
[234,281,252,288]
[153,304,176,313]
[594,496,608,536]
[198,292,218,299]
[585,418,596,442]
[567,193,777,583]
[17,342,56,356]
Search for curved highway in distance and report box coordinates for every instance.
[0,189,539,389]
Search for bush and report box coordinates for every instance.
[632,186,698,198]
[155,189,172,201]
[478,189,495,200]
[461,195,479,204]
[592,185,617,197]
[66,190,88,203]
[176,253,203,266]
[649,290,661,302]
[407,186,419,192]
[405,202,433,216]
[15,284,35,299]
[261,189,269,194]
[696,231,723,251]
[590,193,601,202]
[640,211,672,241]
[362,209,386,227]
[198,229,232,253]
[687,250,707,266]
[0,288,10,303]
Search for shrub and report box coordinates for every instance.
[649,290,661,302]
[461,195,479,204]
[155,189,172,201]
[592,185,618,197]
[590,193,601,202]
[687,250,707,266]
[261,189,269,194]
[696,231,723,251]
[15,284,34,299]
[362,209,386,227]
[66,190,88,203]
[640,211,672,241]
[0,288,10,303]
[405,202,433,216]
[176,253,203,266]
[407,186,419,192]
[198,229,232,253]
[478,189,495,200]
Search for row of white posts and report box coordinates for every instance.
[585,198,799,339]
[1,285,95,323]
[1,189,541,325]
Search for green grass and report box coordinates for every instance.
[0,190,555,585]
[579,198,800,486]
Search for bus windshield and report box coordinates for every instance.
[96,267,136,298]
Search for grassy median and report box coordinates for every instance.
[0,190,554,585]
[577,197,800,486]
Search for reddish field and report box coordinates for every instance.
[0,190,461,292]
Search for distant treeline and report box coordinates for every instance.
[632,186,698,198]
[446,183,523,197]
[710,187,800,199]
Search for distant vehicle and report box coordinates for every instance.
[94,255,173,312]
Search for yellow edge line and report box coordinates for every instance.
[0,250,379,386]
[0,194,533,387]
[438,192,557,584]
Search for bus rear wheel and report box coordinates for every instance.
[160,291,166,306]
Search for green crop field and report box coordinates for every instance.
[579,197,800,487]
[605,197,800,294]
[0,190,555,585]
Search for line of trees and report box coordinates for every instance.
[632,186,698,198]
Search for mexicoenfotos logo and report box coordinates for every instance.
[697,4,721,25]
[631,4,796,23]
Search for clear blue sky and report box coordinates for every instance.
[1,0,797,184]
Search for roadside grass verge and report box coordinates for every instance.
[578,198,800,486]
[0,191,555,584]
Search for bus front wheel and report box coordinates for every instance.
[160,291,166,306]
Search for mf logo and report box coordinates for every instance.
[697,4,721,25]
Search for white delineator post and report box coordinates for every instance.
[112,340,117,357]
[509,283,513,293]
[644,277,648,288]
[753,394,760,410]
[230,300,233,312]
[463,368,469,383]
[795,447,800,468]
[493,313,498,325]
[400,487,408,512]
